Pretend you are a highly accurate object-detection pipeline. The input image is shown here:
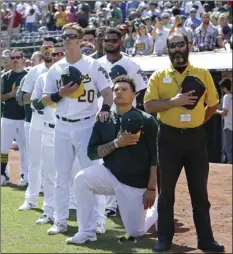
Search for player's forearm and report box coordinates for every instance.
[204,104,219,123]
[42,94,56,106]
[97,140,117,158]
[147,165,157,188]
[1,93,13,102]
[100,87,113,108]
[23,93,32,104]
[144,99,175,113]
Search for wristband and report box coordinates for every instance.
[147,186,156,191]
[51,91,62,103]
[101,104,111,112]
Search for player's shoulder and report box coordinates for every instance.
[189,64,211,76]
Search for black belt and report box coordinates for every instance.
[32,108,44,115]
[159,121,203,133]
[56,115,91,123]
[44,122,55,129]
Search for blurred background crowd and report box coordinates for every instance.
[1,0,233,61]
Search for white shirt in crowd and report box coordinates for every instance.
[25,4,40,23]
[222,93,232,131]
[43,55,113,119]
[153,28,169,55]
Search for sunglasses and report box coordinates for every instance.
[41,45,53,52]
[104,39,119,44]
[11,56,22,60]
[190,11,196,13]
[51,52,64,57]
[168,41,186,49]
[80,48,93,55]
[61,34,78,40]
[162,16,169,19]
[2,56,10,60]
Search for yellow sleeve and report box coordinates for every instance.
[144,71,160,104]
[205,70,219,107]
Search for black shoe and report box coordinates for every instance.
[198,240,225,252]
[153,241,171,252]
[105,209,116,217]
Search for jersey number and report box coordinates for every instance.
[78,89,95,103]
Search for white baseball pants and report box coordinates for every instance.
[53,117,106,224]
[25,113,44,205]
[74,164,158,237]
[1,117,27,176]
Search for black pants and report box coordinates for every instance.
[157,123,214,243]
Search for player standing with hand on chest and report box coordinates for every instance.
[42,22,113,235]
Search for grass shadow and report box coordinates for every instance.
[3,182,27,191]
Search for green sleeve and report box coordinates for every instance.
[87,122,102,160]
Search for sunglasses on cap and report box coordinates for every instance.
[104,39,119,44]
[41,45,53,52]
[168,41,186,50]
[80,48,93,55]
[11,56,22,60]
[61,34,78,40]
[2,55,10,60]
[51,52,64,57]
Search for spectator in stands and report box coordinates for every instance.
[46,2,56,31]
[170,7,181,24]
[80,41,96,56]
[184,7,202,31]
[184,1,204,19]
[54,3,67,30]
[83,28,96,45]
[5,3,22,34]
[142,16,154,34]
[216,79,232,164]
[217,13,233,42]
[193,12,218,51]
[66,0,78,23]
[76,1,90,28]
[170,15,194,46]
[118,0,127,24]
[109,1,123,27]
[161,12,172,30]
[210,13,219,27]
[126,0,140,17]
[203,3,210,13]
[24,1,40,32]
[132,23,153,56]
[137,0,149,18]
[152,17,169,56]
[123,21,136,55]
[147,2,159,17]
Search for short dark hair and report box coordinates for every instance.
[11,49,24,57]
[43,36,57,44]
[172,7,180,16]
[167,31,189,46]
[113,75,136,93]
[220,79,232,91]
[83,28,96,38]
[104,28,122,40]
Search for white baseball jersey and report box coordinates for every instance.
[31,72,56,125]
[43,55,112,120]
[97,54,148,92]
[22,62,48,93]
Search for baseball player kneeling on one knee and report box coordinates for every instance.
[66,75,158,245]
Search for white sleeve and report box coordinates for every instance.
[43,67,58,94]
[128,60,148,92]
[93,62,113,92]
[22,67,36,93]
[223,94,231,111]
[30,75,43,100]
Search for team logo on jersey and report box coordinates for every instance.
[98,66,110,81]
[137,69,148,83]
[109,65,127,80]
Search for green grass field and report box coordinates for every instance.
[1,184,156,253]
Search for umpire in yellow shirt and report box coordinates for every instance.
[144,31,225,253]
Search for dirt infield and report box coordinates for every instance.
[8,150,232,253]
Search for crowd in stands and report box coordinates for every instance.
[1,0,232,60]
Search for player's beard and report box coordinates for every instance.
[104,45,121,54]
[43,56,52,63]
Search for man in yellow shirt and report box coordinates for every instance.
[144,31,225,253]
